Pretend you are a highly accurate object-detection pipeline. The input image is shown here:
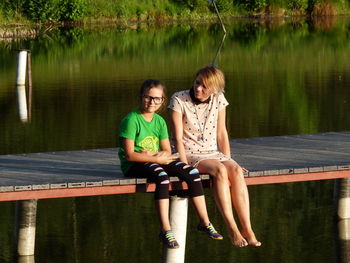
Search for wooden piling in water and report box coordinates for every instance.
[17,256,35,263]
[16,200,37,256]
[162,196,188,263]
[337,178,350,219]
[338,219,350,263]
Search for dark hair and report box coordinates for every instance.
[139,79,167,110]
[139,79,165,98]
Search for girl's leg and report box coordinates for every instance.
[142,163,171,232]
[163,161,210,226]
[197,159,248,247]
[128,163,179,248]
[222,161,261,247]
[156,199,171,232]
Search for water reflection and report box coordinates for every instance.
[16,85,28,123]
[211,33,226,67]
[338,220,350,263]
[0,17,350,263]
[18,256,35,263]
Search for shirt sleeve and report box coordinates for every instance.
[119,114,137,140]
[168,93,183,113]
[218,92,229,111]
[159,117,169,140]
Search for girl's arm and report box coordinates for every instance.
[123,138,175,164]
[217,107,231,157]
[170,110,188,164]
[158,138,172,155]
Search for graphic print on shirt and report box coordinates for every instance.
[140,136,159,152]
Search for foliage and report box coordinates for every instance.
[0,0,88,22]
[211,0,233,12]
[59,0,88,21]
[0,0,350,25]
[287,0,309,11]
[234,0,267,12]
[23,0,61,21]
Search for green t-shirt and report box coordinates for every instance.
[118,109,169,174]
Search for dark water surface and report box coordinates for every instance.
[0,17,350,262]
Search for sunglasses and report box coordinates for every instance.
[143,95,164,105]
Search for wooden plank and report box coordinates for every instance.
[1,169,349,202]
[0,132,349,201]
[245,170,350,185]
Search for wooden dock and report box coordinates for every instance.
[1,132,349,202]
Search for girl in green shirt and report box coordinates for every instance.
[118,79,222,249]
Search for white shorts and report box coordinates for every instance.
[186,151,238,167]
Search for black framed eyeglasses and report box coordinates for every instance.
[143,95,164,105]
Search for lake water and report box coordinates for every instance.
[0,17,350,263]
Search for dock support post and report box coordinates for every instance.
[338,219,350,263]
[18,256,35,263]
[16,200,37,256]
[162,196,188,263]
[337,178,350,219]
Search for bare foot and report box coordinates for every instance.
[241,229,261,247]
[229,230,248,247]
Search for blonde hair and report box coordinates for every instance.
[195,66,225,94]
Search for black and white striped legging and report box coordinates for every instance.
[125,161,204,200]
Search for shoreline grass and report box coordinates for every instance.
[1,0,350,27]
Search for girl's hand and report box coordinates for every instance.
[141,149,154,156]
[156,155,178,165]
[153,151,169,157]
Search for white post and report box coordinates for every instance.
[338,178,350,219]
[18,256,35,263]
[17,85,28,122]
[338,219,350,241]
[16,200,37,256]
[162,196,188,263]
[338,219,350,262]
[16,50,28,86]
[16,50,29,122]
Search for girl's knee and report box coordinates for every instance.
[146,163,170,184]
[212,163,228,180]
[228,164,245,180]
[158,171,170,184]
[186,167,201,182]
[232,164,243,175]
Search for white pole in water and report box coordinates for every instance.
[16,50,28,86]
[16,200,37,256]
[17,256,35,263]
[162,196,188,263]
[337,178,350,219]
[17,85,28,122]
[16,50,29,122]
[338,219,350,262]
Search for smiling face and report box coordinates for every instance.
[140,86,164,114]
[193,77,213,102]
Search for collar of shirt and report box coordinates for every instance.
[189,88,211,105]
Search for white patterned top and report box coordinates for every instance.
[168,90,235,166]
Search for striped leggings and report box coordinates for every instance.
[126,161,204,200]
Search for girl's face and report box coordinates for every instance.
[141,86,164,113]
[193,77,213,102]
